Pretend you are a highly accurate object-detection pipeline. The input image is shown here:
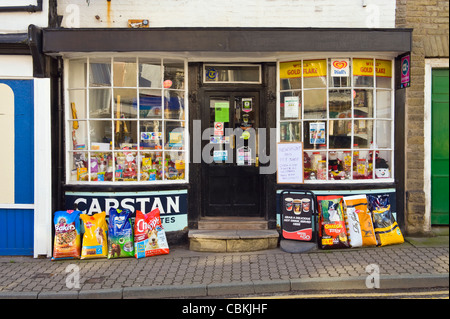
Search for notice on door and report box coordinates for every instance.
[277,142,304,184]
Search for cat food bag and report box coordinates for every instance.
[108,208,134,259]
[367,194,404,247]
[343,195,377,247]
[317,196,349,250]
[80,212,108,259]
[134,208,169,258]
[52,210,82,260]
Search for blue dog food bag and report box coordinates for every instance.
[108,208,134,258]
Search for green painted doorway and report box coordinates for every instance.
[431,68,449,225]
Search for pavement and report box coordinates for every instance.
[0,228,448,299]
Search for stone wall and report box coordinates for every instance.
[396,0,449,234]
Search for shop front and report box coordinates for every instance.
[41,28,412,248]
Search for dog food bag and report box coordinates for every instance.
[52,210,82,260]
[367,194,404,247]
[108,208,134,259]
[343,195,377,247]
[134,208,169,259]
[317,196,349,250]
[80,212,108,259]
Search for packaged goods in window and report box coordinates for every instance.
[52,210,82,260]
[108,208,134,259]
[318,196,349,249]
[367,195,404,246]
[343,195,377,247]
[134,208,169,258]
[80,212,108,259]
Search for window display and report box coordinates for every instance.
[66,57,187,184]
[279,58,394,182]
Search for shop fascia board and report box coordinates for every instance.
[42,27,413,56]
[49,50,402,62]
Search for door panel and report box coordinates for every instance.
[202,91,261,217]
[431,68,449,225]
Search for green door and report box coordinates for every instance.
[431,68,449,225]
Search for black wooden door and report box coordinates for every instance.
[202,91,262,217]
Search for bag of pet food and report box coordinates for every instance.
[367,194,404,247]
[134,208,169,258]
[80,212,108,259]
[317,196,349,250]
[343,195,377,247]
[108,208,134,259]
[52,210,82,260]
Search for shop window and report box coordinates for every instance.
[203,64,261,83]
[279,58,394,183]
[66,57,187,184]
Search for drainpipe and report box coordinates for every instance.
[0,0,43,13]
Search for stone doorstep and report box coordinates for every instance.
[188,230,280,253]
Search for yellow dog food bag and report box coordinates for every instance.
[80,212,108,259]
[367,195,404,247]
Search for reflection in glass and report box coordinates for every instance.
[204,65,260,83]
[89,60,111,87]
[329,89,351,118]
[303,89,327,119]
[139,90,162,119]
[353,89,373,118]
[114,89,137,118]
[164,61,185,90]
[329,120,351,149]
[376,120,392,148]
[164,90,185,120]
[89,120,112,147]
[376,90,392,118]
[353,119,373,148]
[139,60,162,88]
[280,122,301,142]
[113,120,138,150]
[113,60,137,87]
[69,59,87,88]
[89,88,111,118]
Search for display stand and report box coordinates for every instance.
[279,190,319,253]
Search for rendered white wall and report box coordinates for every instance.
[58,0,396,29]
[0,0,49,33]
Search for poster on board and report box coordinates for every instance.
[281,191,315,242]
[277,142,303,184]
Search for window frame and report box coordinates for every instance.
[276,55,395,184]
[203,63,262,84]
[64,56,189,185]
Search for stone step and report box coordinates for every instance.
[198,217,268,230]
[188,229,279,252]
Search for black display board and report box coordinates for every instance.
[281,190,317,242]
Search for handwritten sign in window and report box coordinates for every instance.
[277,142,304,184]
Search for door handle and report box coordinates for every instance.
[230,134,235,149]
